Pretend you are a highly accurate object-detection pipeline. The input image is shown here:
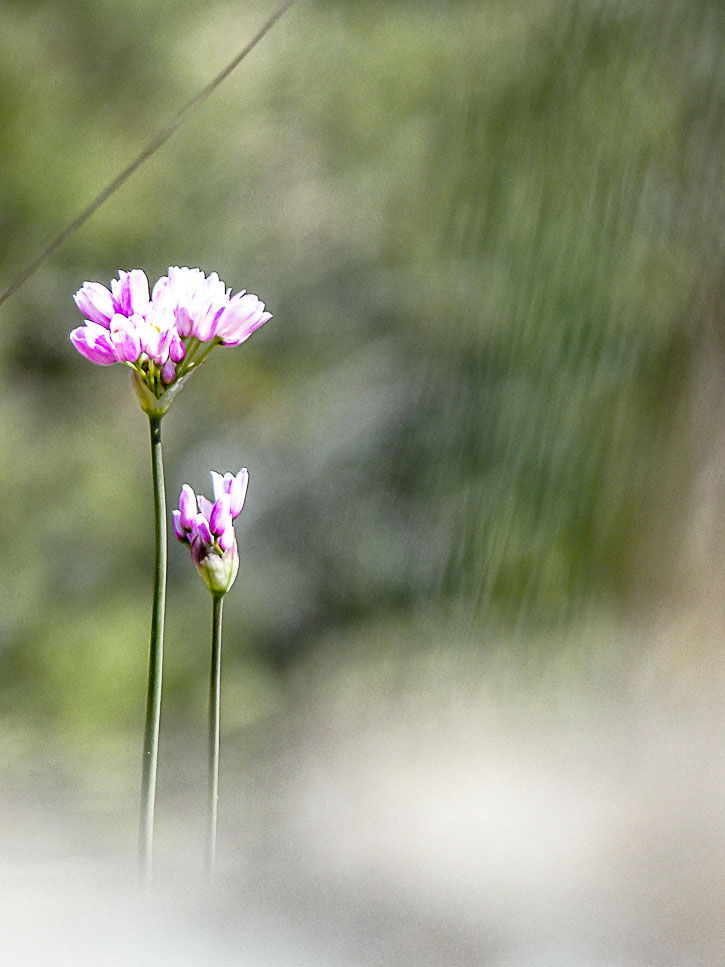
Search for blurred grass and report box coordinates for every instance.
[0,0,723,765]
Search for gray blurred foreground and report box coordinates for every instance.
[2,619,722,967]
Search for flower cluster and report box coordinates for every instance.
[70,267,272,410]
[173,469,249,596]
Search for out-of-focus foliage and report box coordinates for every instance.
[0,0,723,761]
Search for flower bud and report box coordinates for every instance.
[209,496,232,538]
[173,471,247,597]
[215,294,272,346]
[70,323,117,365]
[192,513,213,547]
[74,282,115,327]
[178,484,198,529]
[191,538,239,597]
[161,360,176,384]
[172,509,186,542]
[210,469,248,518]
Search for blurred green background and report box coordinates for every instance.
[0,0,723,811]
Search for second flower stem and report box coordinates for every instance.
[139,413,167,881]
[207,593,224,877]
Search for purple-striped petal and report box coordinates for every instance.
[70,324,117,365]
[210,471,226,502]
[110,272,130,315]
[127,269,150,315]
[190,535,206,568]
[172,510,187,542]
[111,269,150,316]
[228,469,249,518]
[138,322,161,363]
[178,484,198,528]
[151,275,168,301]
[192,513,213,546]
[216,293,272,346]
[152,326,174,365]
[169,330,185,364]
[218,524,236,553]
[73,282,115,327]
[209,496,232,537]
[161,360,176,384]
[109,314,142,363]
[175,306,194,338]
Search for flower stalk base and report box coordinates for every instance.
[138,414,167,880]
[206,594,224,878]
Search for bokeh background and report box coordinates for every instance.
[0,1,723,964]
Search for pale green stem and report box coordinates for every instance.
[138,414,167,881]
[178,337,201,372]
[176,337,206,379]
[206,593,224,878]
[186,338,222,376]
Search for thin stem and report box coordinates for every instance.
[188,338,222,374]
[177,337,222,381]
[206,593,224,878]
[138,414,167,881]
[175,337,201,379]
[0,0,296,309]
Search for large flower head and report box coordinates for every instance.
[173,469,249,596]
[70,267,272,415]
[152,266,272,346]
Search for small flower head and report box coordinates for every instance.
[70,268,273,416]
[174,470,248,596]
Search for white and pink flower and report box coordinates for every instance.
[70,267,272,401]
[173,469,249,596]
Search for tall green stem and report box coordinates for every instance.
[139,414,167,880]
[206,593,224,877]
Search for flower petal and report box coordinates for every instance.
[216,293,272,346]
[210,471,226,502]
[70,324,117,365]
[127,269,150,315]
[73,282,114,327]
[228,469,249,518]
[169,330,185,364]
[161,360,176,384]
[172,509,187,542]
[178,484,198,528]
[192,513,213,546]
[111,269,150,316]
[218,524,236,553]
[109,313,142,363]
[209,496,232,537]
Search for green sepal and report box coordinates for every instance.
[131,369,195,417]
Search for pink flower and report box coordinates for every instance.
[71,267,273,413]
[108,313,143,363]
[210,469,249,518]
[73,281,115,327]
[150,267,272,345]
[110,269,151,317]
[152,267,229,341]
[173,470,248,596]
[215,293,272,346]
[70,322,117,365]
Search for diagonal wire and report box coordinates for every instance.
[0,0,296,310]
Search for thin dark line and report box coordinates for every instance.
[0,0,296,309]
